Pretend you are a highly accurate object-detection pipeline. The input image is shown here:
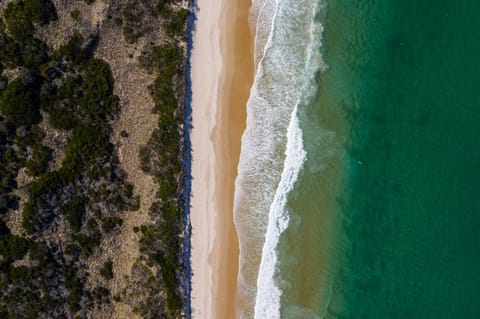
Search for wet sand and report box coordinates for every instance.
[190,0,253,317]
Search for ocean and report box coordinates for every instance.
[233,0,480,318]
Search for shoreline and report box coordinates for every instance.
[214,0,254,317]
[190,0,253,318]
[212,0,254,319]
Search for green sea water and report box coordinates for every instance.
[320,1,480,318]
[240,1,480,317]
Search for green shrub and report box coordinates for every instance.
[61,196,86,232]
[28,241,49,266]
[92,286,111,304]
[99,260,113,279]
[165,8,189,37]
[41,75,81,130]
[76,232,100,258]
[9,265,32,283]
[70,9,80,22]
[0,235,30,265]
[122,0,151,44]
[25,145,51,176]
[149,44,181,74]
[21,201,35,234]
[55,33,89,64]
[0,79,41,127]
[21,38,49,68]
[23,0,58,25]
[101,216,123,232]
[0,30,22,67]
[152,2,173,18]
[62,123,110,175]
[2,2,53,68]
[3,2,34,42]
[67,286,82,312]
[77,59,117,122]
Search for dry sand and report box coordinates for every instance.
[190,0,221,316]
[191,0,253,318]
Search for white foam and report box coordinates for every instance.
[254,105,306,319]
[250,0,276,69]
[233,0,326,317]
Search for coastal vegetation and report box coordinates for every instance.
[129,1,189,317]
[123,0,188,43]
[1,0,190,317]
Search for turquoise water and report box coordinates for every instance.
[237,0,480,318]
[324,1,480,318]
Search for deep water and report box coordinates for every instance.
[320,1,480,318]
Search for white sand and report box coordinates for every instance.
[190,0,222,318]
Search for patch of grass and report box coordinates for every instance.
[100,260,113,279]
[70,9,80,22]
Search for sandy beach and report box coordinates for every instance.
[191,0,253,317]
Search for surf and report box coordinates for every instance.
[233,0,326,317]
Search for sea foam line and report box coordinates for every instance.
[252,0,326,318]
[234,0,325,317]
[254,104,307,319]
[234,0,284,316]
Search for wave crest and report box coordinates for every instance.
[233,0,326,318]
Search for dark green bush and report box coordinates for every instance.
[61,196,86,232]
[63,266,83,312]
[2,0,51,68]
[122,0,152,44]
[23,0,58,25]
[55,33,89,65]
[25,145,51,176]
[3,2,34,42]
[78,59,117,122]
[41,75,81,130]
[62,124,110,175]
[28,241,50,266]
[152,1,174,18]
[8,265,32,283]
[70,9,80,22]
[144,44,181,75]
[99,260,113,279]
[0,30,22,67]
[101,216,123,232]
[0,78,41,127]
[92,286,111,304]
[75,232,100,258]
[0,235,30,266]
[165,8,188,37]
[21,38,49,68]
